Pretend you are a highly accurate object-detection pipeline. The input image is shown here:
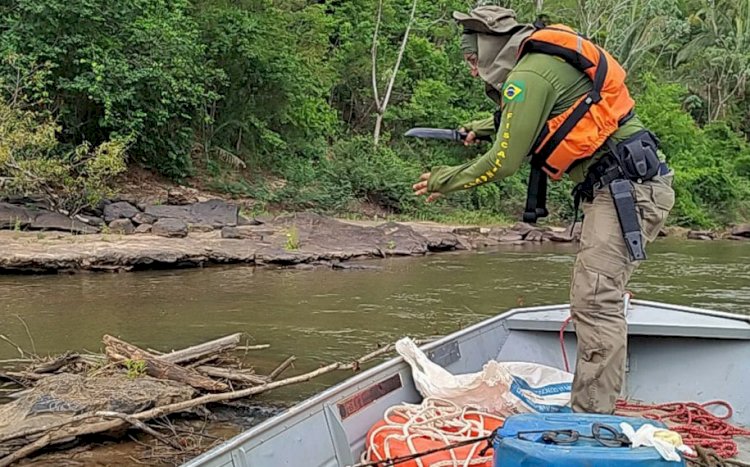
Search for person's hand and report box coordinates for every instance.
[459,127,478,146]
[412,172,442,203]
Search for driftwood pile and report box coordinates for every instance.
[0,333,420,466]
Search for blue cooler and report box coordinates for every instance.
[493,413,686,466]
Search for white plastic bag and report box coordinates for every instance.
[620,422,695,461]
[396,337,573,417]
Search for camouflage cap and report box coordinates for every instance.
[452,6,523,35]
[473,0,505,7]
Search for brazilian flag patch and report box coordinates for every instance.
[503,81,525,103]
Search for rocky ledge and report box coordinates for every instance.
[0,193,245,237]
[683,224,750,241]
[0,209,580,273]
[1,191,747,273]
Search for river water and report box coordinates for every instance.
[1,239,749,406]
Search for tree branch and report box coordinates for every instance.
[268,356,296,381]
[380,0,418,116]
[371,0,384,110]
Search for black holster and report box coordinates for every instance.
[610,179,646,261]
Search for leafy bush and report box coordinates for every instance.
[328,136,422,213]
[0,98,127,214]
[1,0,213,179]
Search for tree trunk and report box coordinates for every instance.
[373,112,384,146]
[196,366,269,386]
[371,0,418,147]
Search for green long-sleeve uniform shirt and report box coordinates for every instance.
[427,53,646,194]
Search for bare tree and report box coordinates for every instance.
[371,0,419,146]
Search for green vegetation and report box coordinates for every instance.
[1,0,748,227]
[285,226,300,251]
[124,359,147,379]
[0,96,127,215]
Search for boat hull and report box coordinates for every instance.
[184,300,750,467]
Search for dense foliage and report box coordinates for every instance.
[1,0,748,226]
[0,98,127,215]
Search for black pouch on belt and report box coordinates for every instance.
[607,130,661,182]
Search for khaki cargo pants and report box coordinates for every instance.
[570,172,675,413]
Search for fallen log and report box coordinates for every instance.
[159,333,243,364]
[103,335,227,392]
[195,366,269,386]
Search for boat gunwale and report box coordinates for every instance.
[182,300,749,466]
[632,299,750,324]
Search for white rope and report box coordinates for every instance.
[360,397,502,467]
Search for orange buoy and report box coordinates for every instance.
[361,398,504,467]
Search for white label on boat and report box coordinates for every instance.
[337,374,403,420]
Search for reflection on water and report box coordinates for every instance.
[0,239,748,403]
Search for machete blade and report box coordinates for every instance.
[404,128,462,141]
[404,127,492,142]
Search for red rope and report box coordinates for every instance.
[615,400,750,458]
[559,315,574,373]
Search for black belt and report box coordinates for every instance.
[573,155,669,205]
[571,133,669,261]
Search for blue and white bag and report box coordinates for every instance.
[396,337,572,416]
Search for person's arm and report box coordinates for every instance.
[461,115,495,137]
[425,71,557,194]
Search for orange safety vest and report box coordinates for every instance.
[518,24,635,180]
